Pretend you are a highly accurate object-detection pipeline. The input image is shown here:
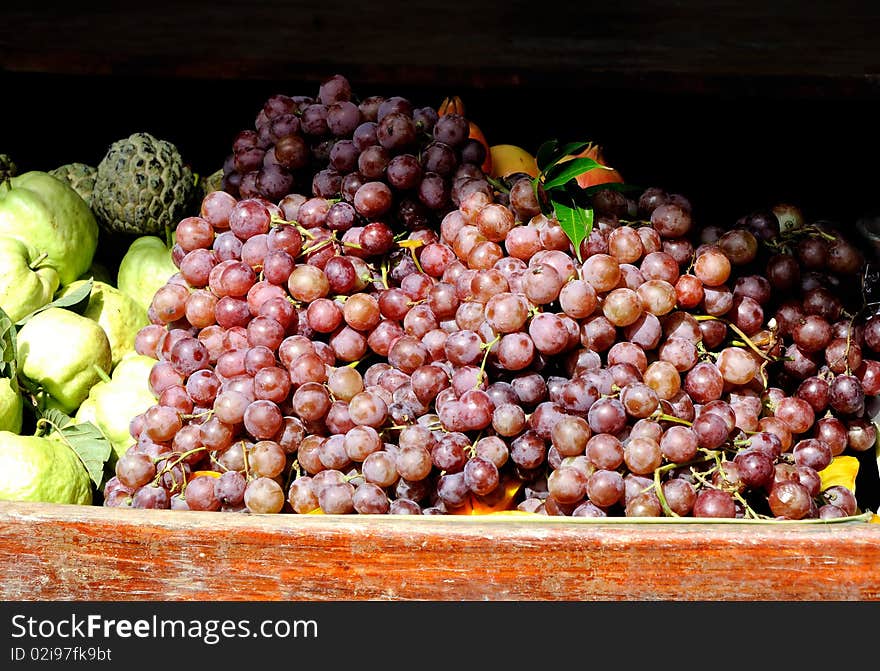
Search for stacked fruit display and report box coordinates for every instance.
[0,134,194,504]
[1,74,877,520]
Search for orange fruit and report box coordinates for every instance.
[562,142,624,189]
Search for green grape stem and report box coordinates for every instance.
[694,314,777,363]
[475,334,502,388]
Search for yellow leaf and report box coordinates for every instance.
[818,456,860,492]
[306,507,324,514]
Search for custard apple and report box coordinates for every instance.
[49,162,97,207]
[0,154,17,183]
[191,167,224,210]
[93,132,196,236]
[201,168,225,196]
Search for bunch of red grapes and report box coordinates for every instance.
[219,73,491,232]
[103,75,879,520]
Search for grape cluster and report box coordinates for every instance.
[103,79,877,520]
[220,74,491,234]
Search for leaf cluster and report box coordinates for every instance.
[531,140,637,262]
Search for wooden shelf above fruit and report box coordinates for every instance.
[1,502,878,600]
[2,1,879,99]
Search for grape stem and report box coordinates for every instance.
[694,314,777,363]
[300,236,335,257]
[844,312,857,375]
[241,440,252,481]
[397,239,426,274]
[467,431,483,458]
[150,446,208,493]
[651,451,719,517]
[475,334,501,388]
[181,409,213,421]
[653,467,677,517]
[296,225,315,239]
[284,459,302,493]
[651,412,693,427]
[485,175,510,194]
[732,491,761,519]
[270,215,314,241]
[380,259,390,290]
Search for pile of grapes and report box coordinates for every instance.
[219,73,490,232]
[104,74,880,519]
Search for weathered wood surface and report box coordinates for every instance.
[1,1,879,98]
[0,502,878,601]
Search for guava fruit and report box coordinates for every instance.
[57,280,149,370]
[0,171,99,286]
[0,377,22,433]
[116,235,178,313]
[77,352,156,460]
[0,236,60,323]
[0,430,92,504]
[16,307,112,414]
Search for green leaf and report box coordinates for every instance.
[535,140,561,173]
[543,157,608,190]
[40,407,72,430]
[15,278,93,326]
[0,305,17,381]
[46,417,112,489]
[554,141,592,162]
[552,197,594,263]
[581,181,644,197]
[535,140,592,173]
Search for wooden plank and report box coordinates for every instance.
[0,502,878,600]
[1,1,879,97]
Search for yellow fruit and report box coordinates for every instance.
[77,352,156,461]
[0,171,99,286]
[16,307,112,414]
[818,455,860,493]
[0,236,60,323]
[0,377,22,433]
[74,393,99,427]
[489,144,539,179]
[58,280,149,370]
[77,261,114,285]
[117,235,178,313]
[0,430,92,505]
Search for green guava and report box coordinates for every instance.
[0,430,92,504]
[77,352,156,460]
[0,377,22,434]
[16,307,112,414]
[0,171,99,286]
[57,280,149,370]
[0,235,60,323]
[116,235,178,314]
